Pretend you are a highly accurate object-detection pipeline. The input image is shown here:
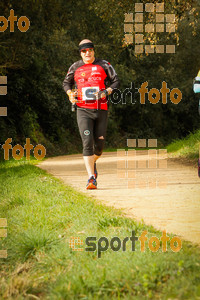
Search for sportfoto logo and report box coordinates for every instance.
[124,2,177,54]
[110,81,182,105]
[0,218,7,259]
[0,9,30,33]
[2,138,46,160]
[69,230,182,258]
[117,139,168,189]
[0,76,7,117]
[72,81,182,106]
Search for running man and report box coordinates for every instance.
[63,39,120,189]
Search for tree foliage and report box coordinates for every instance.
[0,0,199,154]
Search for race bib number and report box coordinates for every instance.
[82,87,99,101]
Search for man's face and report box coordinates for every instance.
[80,48,95,64]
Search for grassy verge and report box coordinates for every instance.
[0,159,200,299]
[167,129,200,161]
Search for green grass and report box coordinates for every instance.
[167,129,200,160]
[0,159,200,299]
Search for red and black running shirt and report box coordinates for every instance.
[63,58,120,110]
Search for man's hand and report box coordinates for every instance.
[67,90,78,104]
[106,87,113,96]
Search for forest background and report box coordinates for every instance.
[0,0,200,156]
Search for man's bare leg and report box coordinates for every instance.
[94,154,101,179]
[94,154,100,163]
[83,155,94,178]
[84,154,101,178]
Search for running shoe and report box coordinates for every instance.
[86,176,97,189]
[94,162,98,179]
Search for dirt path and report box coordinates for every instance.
[38,152,200,245]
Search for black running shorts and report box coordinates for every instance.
[77,108,108,156]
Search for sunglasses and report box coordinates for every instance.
[81,48,94,53]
